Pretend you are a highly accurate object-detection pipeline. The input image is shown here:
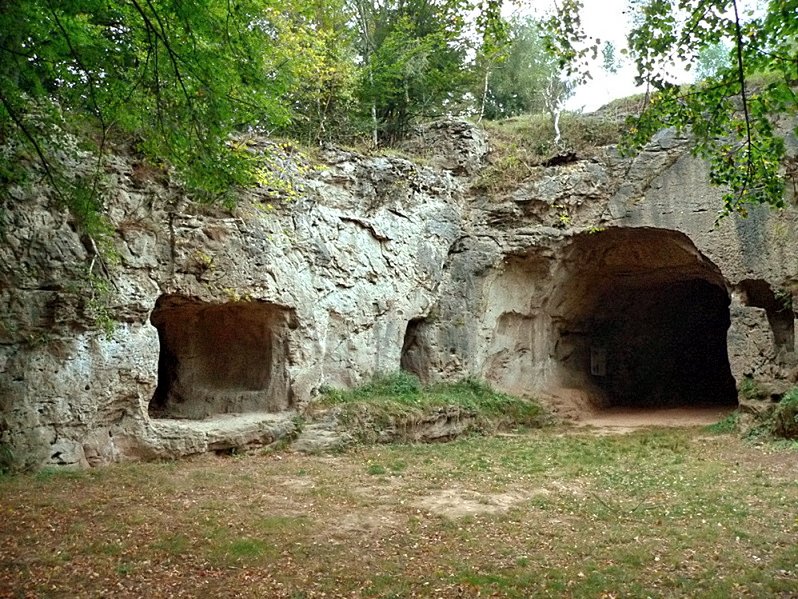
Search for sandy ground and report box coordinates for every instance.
[575,406,735,433]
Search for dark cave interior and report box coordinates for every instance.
[149,294,295,419]
[582,278,738,407]
[554,228,738,409]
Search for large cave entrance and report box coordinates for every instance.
[550,228,738,409]
[149,294,296,419]
[583,278,735,407]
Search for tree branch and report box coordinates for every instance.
[732,0,754,203]
[129,0,204,140]
[47,3,106,130]
[0,91,65,204]
[47,3,109,212]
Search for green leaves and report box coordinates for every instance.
[544,0,596,84]
[352,0,473,144]
[481,17,571,121]
[2,0,493,197]
[0,0,327,207]
[637,0,798,213]
[551,0,798,215]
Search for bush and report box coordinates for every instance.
[704,412,739,434]
[772,387,798,440]
[738,376,767,402]
[0,443,13,476]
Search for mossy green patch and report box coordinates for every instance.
[317,372,546,442]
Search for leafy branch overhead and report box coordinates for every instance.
[549,0,798,215]
[0,0,327,201]
[0,0,502,198]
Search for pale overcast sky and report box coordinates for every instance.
[512,0,763,112]
[504,0,645,112]
[565,0,644,111]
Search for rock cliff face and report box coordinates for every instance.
[1,121,797,469]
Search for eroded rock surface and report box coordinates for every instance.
[1,120,796,469]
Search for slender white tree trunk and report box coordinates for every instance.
[370,66,378,147]
[544,75,565,145]
[478,68,490,123]
[552,107,561,144]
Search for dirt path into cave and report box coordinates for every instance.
[573,406,735,434]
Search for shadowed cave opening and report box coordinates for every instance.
[552,228,738,409]
[401,317,430,383]
[149,294,296,420]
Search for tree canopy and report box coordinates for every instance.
[351,0,473,144]
[479,17,572,121]
[3,0,796,225]
[0,0,505,203]
[0,0,311,189]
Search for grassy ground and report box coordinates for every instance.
[1,425,796,598]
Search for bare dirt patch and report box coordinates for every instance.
[575,406,736,434]
[332,511,400,536]
[413,487,549,518]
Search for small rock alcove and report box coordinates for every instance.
[550,228,738,409]
[401,317,431,383]
[148,294,296,419]
[735,278,795,353]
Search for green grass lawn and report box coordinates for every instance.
[1,426,796,598]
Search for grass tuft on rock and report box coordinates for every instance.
[476,111,623,193]
[318,372,546,442]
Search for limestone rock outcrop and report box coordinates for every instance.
[1,120,796,469]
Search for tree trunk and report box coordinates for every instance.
[552,108,561,144]
[478,68,490,123]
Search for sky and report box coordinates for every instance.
[507,0,648,112]
[564,0,648,111]
[512,0,765,113]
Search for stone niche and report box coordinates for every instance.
[547,227,738,408]
[148,294,297,419]
[401,317,431,383]
[735,279,795,355]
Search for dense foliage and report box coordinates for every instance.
[549,0,798,215]
[0,1,552,204]
[480,17,572,121]
[351,0,474,143]
[2,0,796,223]
[0,1,317,196]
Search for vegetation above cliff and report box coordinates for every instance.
[1,0,796,232]
[476,111,624,193]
